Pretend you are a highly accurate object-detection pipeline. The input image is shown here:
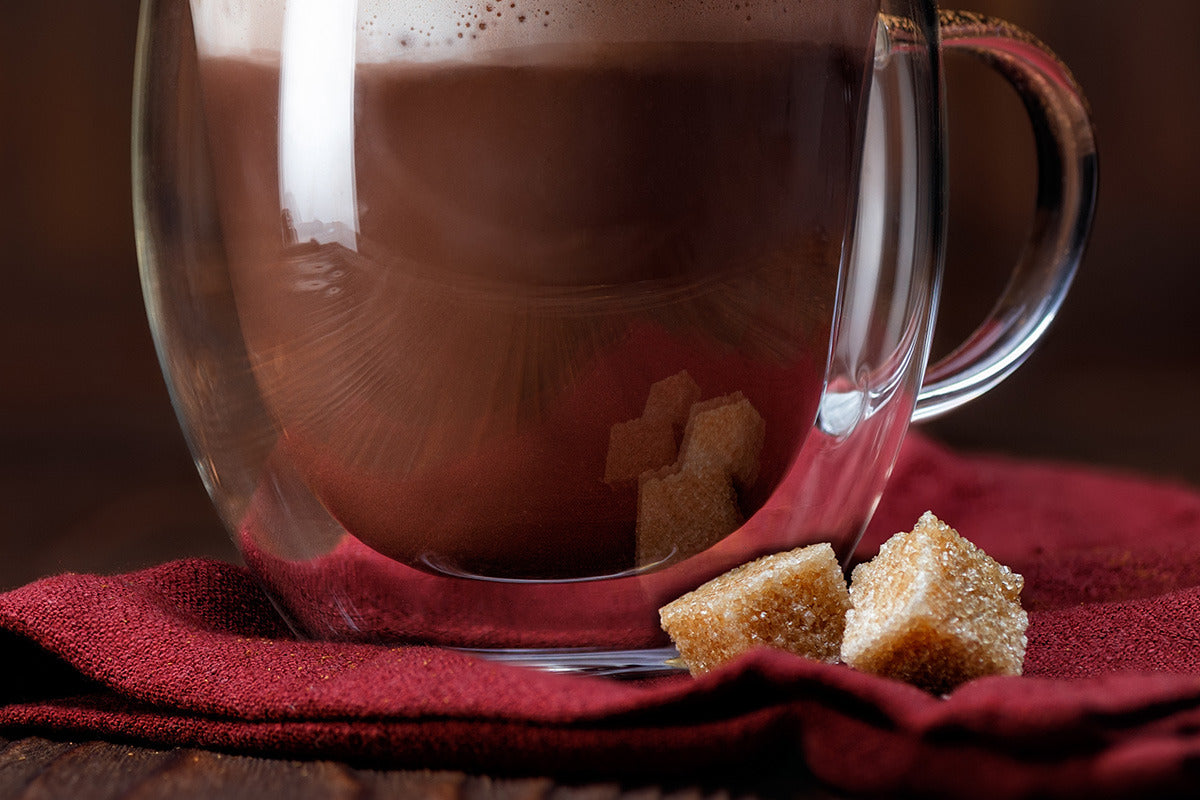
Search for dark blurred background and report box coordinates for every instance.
[0,1,1196,589]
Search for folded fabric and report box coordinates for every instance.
[4,434,1200,798]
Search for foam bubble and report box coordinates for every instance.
[191,0,877,62]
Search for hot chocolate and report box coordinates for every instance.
[195,29,876,579]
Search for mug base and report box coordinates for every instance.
[451,646,684,677]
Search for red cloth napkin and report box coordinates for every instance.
[5,434,1200,798]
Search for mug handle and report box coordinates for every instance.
[901,11,1098,422]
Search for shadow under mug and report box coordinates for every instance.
[134,0,1095,673]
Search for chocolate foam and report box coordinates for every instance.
[191,0,878,62]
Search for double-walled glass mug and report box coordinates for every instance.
[134,0,1095,673]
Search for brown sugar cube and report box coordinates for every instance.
[634,391,765,564]
[840,512,1028,695]
[604,371,701,484]
[643,369,702,426]
[604,416,679,484]
[678,392,765,490]
[636,465,743,566]
[660,543,851,675]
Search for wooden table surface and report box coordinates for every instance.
[0,736,844,799]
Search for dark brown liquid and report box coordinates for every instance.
[199,40,871,579]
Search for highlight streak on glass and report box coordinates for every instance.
[279,0,359,250]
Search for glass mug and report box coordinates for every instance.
[134,0,1095,673]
